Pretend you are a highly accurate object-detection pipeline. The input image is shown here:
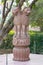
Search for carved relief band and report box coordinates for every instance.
[12,7,31,61]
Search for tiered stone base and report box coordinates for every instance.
[13,47,30,61]
[13,37,30,61]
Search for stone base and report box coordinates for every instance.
[13,47,30,61]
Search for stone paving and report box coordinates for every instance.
[0,54,43,65]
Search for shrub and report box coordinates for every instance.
[0,30,15,49]
[29,31,43,54]
[0,30,43,54]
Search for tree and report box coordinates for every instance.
[0,0,38,44]
[0,0,14,44]
[29,0,43,31]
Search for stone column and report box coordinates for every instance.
[12,7,31,61]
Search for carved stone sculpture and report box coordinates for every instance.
[12,7,31,61]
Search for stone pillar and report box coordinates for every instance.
[12,7,31,61]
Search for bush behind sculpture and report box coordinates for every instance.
[0,31,43,54]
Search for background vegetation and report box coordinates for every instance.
[0,0,43,54]
[0,30,43,54]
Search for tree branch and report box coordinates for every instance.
[2,0,7,18]
[6,2,9,10]
[0,0,14,29]
[0,21,13,44]
[0,0,7,29]
[0,23,14,42]
[4,23,14,34]
[18,0,25,9]
[29,0,38,9]
[5,0,14,18]
[0,17,6,29]
[2,15,14,32]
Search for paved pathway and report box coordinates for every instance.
[0,54,43,65]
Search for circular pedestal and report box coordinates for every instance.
[13,47,30,61]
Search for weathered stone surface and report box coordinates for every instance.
[12,7,31,61]
[13,47,30,61]
[13,37,30,46]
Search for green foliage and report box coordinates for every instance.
[29,0,43,30]
[2,0,4,2]
[0,31,14,49]
[2,0,10,2]
[29,31,43,54]
[16,0,20,3]
[0,31,43,54]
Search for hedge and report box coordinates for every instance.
[0,30,43,54]
[29,31,43,54]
